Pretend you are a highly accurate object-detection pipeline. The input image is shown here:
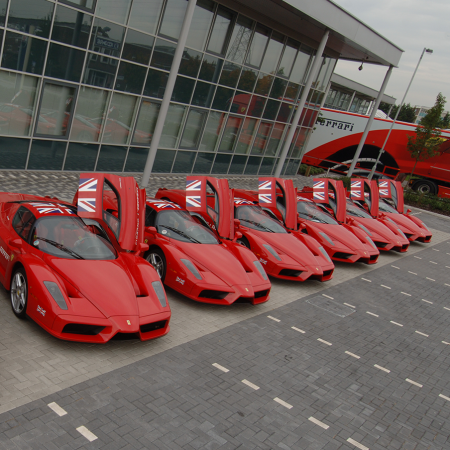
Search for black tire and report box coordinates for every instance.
[412,180,437,195]
[237,236,250,249]
[145,248,166,282]
[10,267,28,319]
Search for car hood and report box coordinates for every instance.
[307,222,367,252]
[350,217,405,245]
[383,212,426,236]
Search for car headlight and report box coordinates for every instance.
[253,260,268,280]
[366,237,377,249]
[181,259,202,279]
[318,246,332,262]
[263,244,281,261]
[319,232,334,246]
[43,281,68,310]
[397,228,407,239]
[151,280,167,307]
[421,222,429,231]
[357,223,372,236]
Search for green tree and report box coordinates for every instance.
[407,92,446,179]
[439,112,450,129]
[379,101,393,116]
[389,103,417,123]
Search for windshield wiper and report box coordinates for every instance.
[240,219,275,232]
[35,237,84,260]
[159,225,201,243]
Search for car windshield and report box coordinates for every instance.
[31,216,116,260]
[379,199,399,214]
[156,210,218,244]
[346,200,372,219]
[236,205,287,233]
[297,201,338,224]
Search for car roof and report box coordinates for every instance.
[146,198,184,211]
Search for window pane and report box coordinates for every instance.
[64,142,98,170]
[2,31,47,75]
[186,0,214,51]
[228,154,247,174]
[270,77,287,100]
[72,86,109,142]
[45,43,85,82]
[285,82,300,102]
[301,108,318,128]
[83,52,117,89]
[260,157,276,175]
[245,25,269,68]
[179,48,202,77]
[143,68,168,98]
[180,108,206,149]
[291,127,308,158]
[199,55,222,83]
[212,86,233,111]
[102,92,137,145]
[229,91,250,115]
[52,5,92,49]
[234,118,256,154]
[219,115,242,152]
[27,140,66,170]
[151,38,176,71]
[124,147,149,172]
[95,0,132,25]
[265,123,285,156]
[251,121,271,155]
[290,45,312,84]
[153,149,175,172]
[199,111,223,151]
[0,137,29,169]
[160,103,186,147]
[263,99,280,121]
[248,96,265,118]
[254,73,273,96]
[122,30,153,65]
[244,156,261,174]
[38,83,76,137]
[207,6,233,55]
[285,159,299,175]
[237,67,257,92]
[314,56,336,92]
[0,71,39,137]
[90,18,125,58]
[219,62,240,88]
[260,32,284,74]
[211,153,231,174]
[191,81,215,108]
[172,150,196,173]
[133,99,160,145]
[115,61,146,94]
[159,0,188,41]
[193,152,214,173]
[226,16,253,64]
[128,0,164,35]
[96,145,127,171]
[8,0,54,38]
[60,0,95,11]
[171,76,195,104]
[277,102,293,123]
[0,0,6,26]
[278,39,298,78]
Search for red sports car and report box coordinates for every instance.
[0,173,170,343]
[141,196,271,305]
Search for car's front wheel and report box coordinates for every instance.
[145,248,166,282]
[10,267,28,319]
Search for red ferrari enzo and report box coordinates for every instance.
[0,173,171,343]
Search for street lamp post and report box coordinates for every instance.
[368,47,433,180]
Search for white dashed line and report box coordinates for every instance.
[433,248,439,251]
[308,417,329,430]
[442,341,450,345]
[76,426,98,442]
[408,271,417,275]
[414,256,422,259]
[361,278,371,282]
[291,327,305,333]
[415,331,429,337]
[345,351,360,359]
[390,321,403,327]
[366,311,379,317]
[439,394,450,402]
[47,402,67,417]
[344,303,355,308]
[446,266,450,269]
[444,307,450,311]
[401,292,411,296]
[322,294,334,299]
[242,379,260,390]
[406,378,423,388]
[422,299,433,304]
[391,265,400,269]
[267,316,280,322]
[426,277,435,281]
[381,285,391,289]
[347,438,369,450]
[274,397,293,409]
[212,363,229,373]
[447,253,450,256]
[317,338,332,346]
[445,284,450,287]
[374,364,390,373]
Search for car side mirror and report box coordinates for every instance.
[406,208,412,214]
[9,238,22,249]
[234,219,241,229]
[235,231,242,240]
[136,242,149,255]
[147,226,157,235]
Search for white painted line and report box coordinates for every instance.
[401,292,411,296]
[380,285,391,289]
[47,402,67,417]
[391,265,400,269]
[445,284,450,287]
[390,321,403,327]
[291,327,305,334]
[366,311,379,317]
[433,248,440,251]
[347,438,369,450]
[447,253,450,256]
[426,277,435,281]
[415,331,429,337]
[267,316,280,322]
[212,363,229,373]
[439,394,450,402]
[76,426,98,442]
[430,262,438,265]
[408,271,417,275]
[374,364,390,373]
[406,378,423,388]
[344,303,356,308]
[274,397,293,409]
[422,299,433,304]
[322,294,334,299]
[345,351,360,359]
[414,256,422,259]
[445,307,450,311]
[361,278,371,282]
[446,266,450,269]
[242,379,259,390]
[442,341,450,345]
[308,417,329,430]
[317,338,332,346]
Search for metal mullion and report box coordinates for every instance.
[175,105,190,149]
[214,112,231,153]
[202,2,218,54]
[194,107,216,155]
[0,0,12,64]
[274,36,288,79]
[155,0,169,37]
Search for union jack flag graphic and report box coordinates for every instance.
[350,180,361,198]
[78,198,96,213]
[313,192,325,201]
[313,180,326,201]
[29,203,74,215]
[379,180,390,197]
[313,180,325,190]
[186,196,202,208]
[234,198,253,205]
[153,202,178,209]
[79,178,98,192]
[186,179,202,191]
[258,193,272,203]
[259,180,272,190]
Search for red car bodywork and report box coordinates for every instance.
[0,173,170,343]
[142,196,271,305]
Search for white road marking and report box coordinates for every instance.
[422,299,433,304]
[317,338,332,346]
[390,321,403,327]
[345,351,360,359]
[267,316,280,322]
[76,426,98,442]
[361,278,371,282]
[406,378,423,388]
[408,271,417,275]
[444,308,450,311]
[446,266,450,269]
[308,417,329,430]
[322,294,334,299]
[381,285,391,289]
[344,303,356,308]
[414,256,422,259]
[426,277,435,281]
[401,292,411,296]
[374,364,390,373]
[445,284,450,287]
[439,394,450,402]
[274,397,293,409]
[47,402,67,417]
[415,331,429,337]
[291,327,305,333]
[347,438,369,450]
[433,248,439,251]
[366,311,379,317]
[391,265,400,269]
[242,379,259,390]
[212,363,229,373]
[442,341,450,345]
[447,253,450,256]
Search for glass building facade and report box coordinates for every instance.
[0,0,336,175]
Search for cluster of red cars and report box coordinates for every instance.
[0,173,431,344]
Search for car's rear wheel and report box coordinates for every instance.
[10,267,28,319]
[412,179,437,195]
[237,236,250,249]
[145,248,166,282]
